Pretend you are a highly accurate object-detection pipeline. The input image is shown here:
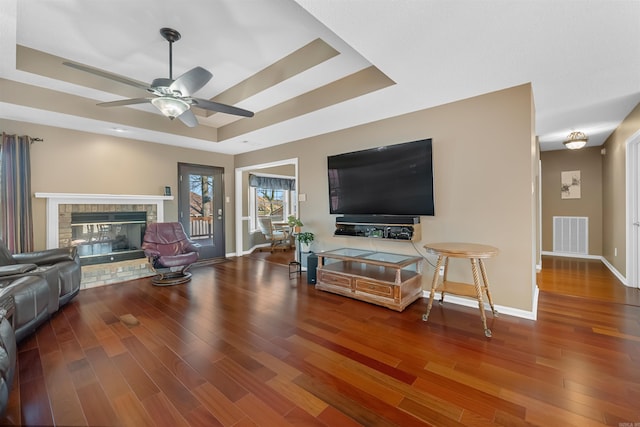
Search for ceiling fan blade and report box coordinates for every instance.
[192,98,254,118]
[170,67,213,97]
[97,98,152,107]
[177,109,198,128]
[63,61,150,91]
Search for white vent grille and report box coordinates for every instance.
[553,216,588,254]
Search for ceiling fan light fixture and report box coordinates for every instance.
[151,96,189,119]
[563,131,588,150]
[63,27,253,125]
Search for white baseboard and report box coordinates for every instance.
[229,243,271,258]
[541,251,601,260]
[421,290,537,320]
[541,251,629,287]
[600,257,629,287]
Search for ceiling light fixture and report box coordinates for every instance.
[151,96,189,119]
[563,131,588,150]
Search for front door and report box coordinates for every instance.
[178,163,225,260]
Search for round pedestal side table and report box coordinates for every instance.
[422,242,499,337]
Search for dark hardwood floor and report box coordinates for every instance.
[1,253,639,426]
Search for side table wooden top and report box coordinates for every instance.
[423,242,499,258]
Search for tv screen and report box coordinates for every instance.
[327,139,434,216]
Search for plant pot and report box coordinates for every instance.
[300,242,311,253]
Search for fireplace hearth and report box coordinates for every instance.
[72,211,147,266]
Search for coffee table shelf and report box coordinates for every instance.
[315,248,423,312]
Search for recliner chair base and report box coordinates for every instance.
[151,271,192,286]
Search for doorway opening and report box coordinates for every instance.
[234,158,298,256]
[626,130,640,288]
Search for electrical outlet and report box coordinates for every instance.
[439,266,445,275]
[614,247,617,257]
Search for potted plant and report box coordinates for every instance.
[287,215,304,233]
[297,231,315,252]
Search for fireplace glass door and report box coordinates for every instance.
[178,163,225,260]
[71,211,147,265]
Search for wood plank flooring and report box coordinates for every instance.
[1,254,639,426]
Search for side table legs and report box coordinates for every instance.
[422,255,498,338]
[288,261,301,279]
[479,259,498,317]
[471,258,492,337]
[422,255,444,322]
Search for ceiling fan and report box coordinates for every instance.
[63,27,254,127]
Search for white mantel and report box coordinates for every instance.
[35,193,173,249]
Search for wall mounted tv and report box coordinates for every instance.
[327,138,434,216]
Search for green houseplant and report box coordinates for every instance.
[297,231,315,252]
[287,215,304,233]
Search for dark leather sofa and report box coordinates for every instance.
[0,296,16,417]
[0,240,82,416]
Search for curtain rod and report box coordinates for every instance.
[31,137,44,143]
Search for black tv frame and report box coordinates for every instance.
[327,138,434,216]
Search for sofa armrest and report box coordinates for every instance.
[12,247,78,266]
[0,296,17,416]
[0,264,38,277]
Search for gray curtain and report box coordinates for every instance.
[0,133,34,253]
[248,174,295,191]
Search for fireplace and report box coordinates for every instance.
[35,193,172,288]
[71,211,147,266]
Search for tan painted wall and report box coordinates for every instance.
[0,119,236,252]
[602,102,640,275]
[236,84,537,312]
[540,147,603,255]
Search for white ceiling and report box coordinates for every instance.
[1,0,639,154]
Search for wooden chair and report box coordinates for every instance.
[257,217,290,251]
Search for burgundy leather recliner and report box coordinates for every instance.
[141,222,199,286]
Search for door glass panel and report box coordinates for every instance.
[189,174,214,243]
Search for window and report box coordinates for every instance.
[248,173,296,232]
[250,187,292,231]
[256,188,286,220]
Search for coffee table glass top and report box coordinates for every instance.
[319,248,373,258]
[360,252,419,264]
[318,248,421,267]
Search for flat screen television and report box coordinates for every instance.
[327,138,434,216]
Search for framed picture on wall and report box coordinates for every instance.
[561,170,581,199]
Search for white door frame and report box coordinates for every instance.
[626,130,640,288]
[234,158,299,257]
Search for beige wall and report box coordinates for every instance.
[236,84,537,313]
[602,102,640,275]
[540,147,603,255]
[0,119,236,252]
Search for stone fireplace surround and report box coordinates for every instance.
[35,193,173,289]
